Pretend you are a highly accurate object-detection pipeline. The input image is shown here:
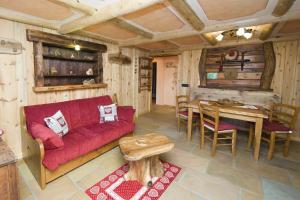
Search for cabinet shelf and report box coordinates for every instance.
[44,74,97,78]
[43,54,97,62]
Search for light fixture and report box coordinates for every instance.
[244,31,253,39]
[74,44,81,51]
[216,33,224,41]
[236,28,245,36]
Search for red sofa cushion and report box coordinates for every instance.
[24,96,113,134]
[117,106,135,122]
[30,123,64,150]
[42,120,135,170]
[263,120,292,133]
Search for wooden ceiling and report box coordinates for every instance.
[0,0,299,54]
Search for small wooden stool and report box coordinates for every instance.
[119,133,174,186]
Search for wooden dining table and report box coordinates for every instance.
[187,99,268,161]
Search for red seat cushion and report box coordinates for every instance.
[30,122,64,150]
[42,120,135,170]
[204,121,237,132]
[263,120,292,133]
[179,111,199,118]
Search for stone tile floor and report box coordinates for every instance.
[18,105,300,200]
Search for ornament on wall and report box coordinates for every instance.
[0,37,24,55]
[86,68,93,75]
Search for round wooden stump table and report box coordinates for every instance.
[119,133,174,186]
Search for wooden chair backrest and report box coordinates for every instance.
[176,95,190,115]
[198,103,220,132]
[270,103,299,129]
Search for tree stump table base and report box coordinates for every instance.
[119,133,174,186]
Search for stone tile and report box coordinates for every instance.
[235,157,291,184]
[17,160,35,183]
[76,166,113,190]
[263,178,300,200]
[240,190,263,200]
[289,171,300,189]
[66,191,90,200]
[27,176,78,200]
[160,182,205,200]
[207,160,262,194]
[161,148,209,174]
[19,175,33,200]
[179,169,240,200]
[67,160,101,183]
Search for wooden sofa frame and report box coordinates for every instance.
[20,107,133,189]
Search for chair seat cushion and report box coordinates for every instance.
[179,111,199,118]
[204,121,237,132]
[263,120,292,133]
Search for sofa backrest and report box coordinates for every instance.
[24,96,113,135]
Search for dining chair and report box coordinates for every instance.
[176,95,198,132]
[248,103,299,160]
[198,102,237,156]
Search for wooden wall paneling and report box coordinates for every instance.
[281,41,298,105]
[190,50,202,89]
[199,48,207,87]
[260,42,276,89]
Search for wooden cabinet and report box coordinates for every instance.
[0,140,18,200]
[27,29,108,92]
[138,57,153,93]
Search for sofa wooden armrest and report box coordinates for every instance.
[20,107,133,189]
[20,107,46,189]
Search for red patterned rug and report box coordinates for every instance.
[85,161,181,200]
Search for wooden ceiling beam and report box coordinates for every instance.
[201,33,217,46]
[58,0,162,34]
[119,30,199,46]
[168,0,204,31]
[259,23,278,41]
[74,30,119,45]
[109,18,153,39]
[49,0,96,15]
[272,0,296,17]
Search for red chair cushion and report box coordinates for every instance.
[42,120,135,170]
[30,123,64,150]
[179,111,199,118]
[263,120,292,133]
[204,121,237,131]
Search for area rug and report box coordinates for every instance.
[85,161,181,200]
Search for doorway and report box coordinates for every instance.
[152,56,178,106]
[152,62,157,104]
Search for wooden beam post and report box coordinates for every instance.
[259,23,278,41]
[169,0,204,31]
[201,33,217,46]
[272,0,296,17]
[58,0,162,34]
[49,0,96,15]
[199,48,207,87]
[260,42,276,89]
[33,42,44,87]
[109,18,153,39]
[74,30,119,45]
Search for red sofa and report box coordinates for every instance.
[21,95,135,189]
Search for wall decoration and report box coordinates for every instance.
[0,37,23,55]
[199,43,267,89]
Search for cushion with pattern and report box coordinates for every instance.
[98,104,118,123]
[44,110,69,137]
